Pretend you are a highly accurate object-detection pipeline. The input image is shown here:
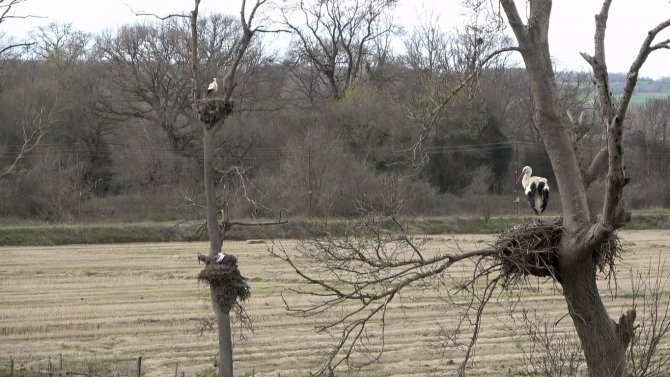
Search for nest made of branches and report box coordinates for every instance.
[193,99,234,128]
[494,217,623,286]
[198,253,250,312]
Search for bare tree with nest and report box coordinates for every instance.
[272,1,670,376]
[134,2,285,377]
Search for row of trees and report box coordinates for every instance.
[2,1,670,377]
[1,1,668,221]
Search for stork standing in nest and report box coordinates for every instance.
[207,77,218,96]
[516,165,549,215]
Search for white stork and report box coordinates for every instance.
[516,165,549,215]
[216,252,226,263]
[207,78,218,96]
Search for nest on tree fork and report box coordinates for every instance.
[494,218,622,286]
[192,99,234,128]
[198,253,250,312]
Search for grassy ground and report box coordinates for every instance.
[1,231,669,376]
[1,209,669,246]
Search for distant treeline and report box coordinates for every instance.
[1,15,669,223]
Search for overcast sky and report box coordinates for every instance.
[2,0,669,78]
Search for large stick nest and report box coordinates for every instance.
[494,218,622,286]
[198,253,250,312]
[192,99,234,128]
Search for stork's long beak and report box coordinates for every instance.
[515,172,524,185]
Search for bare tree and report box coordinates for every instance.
[0,0,56,179]
[29,22,90,70]
[0,104,57,178]
[627,97,670,180]
[95,20,199,154]
[188,2,285,377]
[281,0,398,100]
[272,1,670,376]
[0,0,37,55]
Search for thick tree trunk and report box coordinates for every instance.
[499,1,632,375]
[560,253,627,377]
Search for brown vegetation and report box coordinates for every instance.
[0,233,668,376]
[1,2,669,223]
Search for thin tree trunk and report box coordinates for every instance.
[191,2,265,376]
[203,127,232,377]
[193,3,233,373]
[216,310,233,377]
[203,130,222,255]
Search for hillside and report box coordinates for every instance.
[609,74,670,104]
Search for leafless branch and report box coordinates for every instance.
[627,256,670,377]
[458,275,500,376]
[0,104,58,179]
[507,308,584,376]
[408,46,519,159]
[585,6,670,248]
[123,1,189,20]
[0,41,33,55]
[270,214,499,375]
[0,0,45,24]
[583,146,608,187]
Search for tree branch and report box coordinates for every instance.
[0,105,57,179]
[583,146,608,187]
[409,46,519,157]
[270,215,499,374]
[0,41,33,55]
[587,11,670,248]
[123,1,189,20]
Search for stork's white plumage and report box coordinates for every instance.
[207,78,218,96]
[216,252,226,263]
[516,165,549,215]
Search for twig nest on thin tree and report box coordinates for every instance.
[192,99,234,128]
[197,253,250,312]
[494,217,622,286]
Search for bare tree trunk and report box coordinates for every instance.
[189,1,232,375]
[499,1,645,375]
[196,2,266,376]
[216,311,233,377]
[560,256,628,377]
[203,127,231,377]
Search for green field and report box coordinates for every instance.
[623,91,670,106]
[1,210,669,246]
[1,231,669,376]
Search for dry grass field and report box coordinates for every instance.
[1,230,669,376]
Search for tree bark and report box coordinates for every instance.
[197,2,265,376]
[498,1,639,375]
[500,0,590,233]
[560,255,628,377]
[203,111,230,377]
[192,1,231,375]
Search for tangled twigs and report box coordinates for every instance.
[494,218,623,286]
[192,99,234,128]
[198,253,250,312]
[495,218,563,285]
